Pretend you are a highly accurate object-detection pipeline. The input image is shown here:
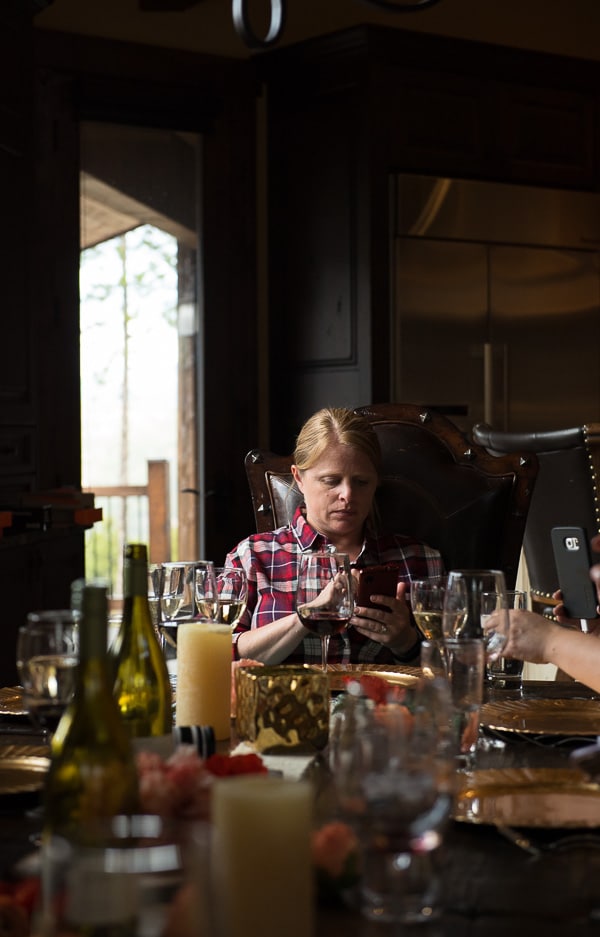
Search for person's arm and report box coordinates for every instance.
[235,613,308,664]
[227,538,310,665]
[504,609,600,693]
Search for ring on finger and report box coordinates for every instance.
[381,624,387,635]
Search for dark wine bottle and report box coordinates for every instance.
[43,582,139,839]
[111,543,173,753]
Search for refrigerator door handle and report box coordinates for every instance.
[484,342,493,425]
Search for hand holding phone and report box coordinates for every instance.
[551,526,598,623]
[356,564,401,612]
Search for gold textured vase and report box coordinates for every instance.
[235,665,330,753]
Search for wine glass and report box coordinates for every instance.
[295,551,354,672]
[442,569,510,661]
[16,609,80,739]
[195,565,248,628]
[483,589,526,687]
[410,578,446,643]
[159,561,214,696]
[331,676,454,923]
[147,563,164,631]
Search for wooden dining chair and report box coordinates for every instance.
[245,403,538,589]
[472,421,600,616]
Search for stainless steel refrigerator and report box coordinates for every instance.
[391,174,600,434]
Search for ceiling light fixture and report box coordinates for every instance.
[232,0,442,50]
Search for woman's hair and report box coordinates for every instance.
[293,407,382,476]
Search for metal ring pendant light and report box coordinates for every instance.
[232,0,442,49]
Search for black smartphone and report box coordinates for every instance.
[356,564,401,611]
[551,526,598,621]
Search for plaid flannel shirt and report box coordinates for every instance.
[226,506,443,665]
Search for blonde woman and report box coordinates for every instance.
[227,407,443,666]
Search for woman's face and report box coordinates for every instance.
[291,440,378,544]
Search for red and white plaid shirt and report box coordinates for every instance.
[226,506,443,665]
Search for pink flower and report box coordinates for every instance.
[311,821,359,880]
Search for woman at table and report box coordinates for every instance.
[226,406,443,666]
[503,533,600,692]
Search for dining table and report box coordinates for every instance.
[3,673,600,937]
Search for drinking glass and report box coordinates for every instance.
[410,578,446,643]
[332,678,454,923]
[295,551,354,672]
[16,610,80,738]
[443,569,509,661]
[159,561,214,696]
[147,563,164,631]
[484,589,527,688]
[443,636,485,765]
[195,566,248,629]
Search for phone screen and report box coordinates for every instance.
[356,565,400,611]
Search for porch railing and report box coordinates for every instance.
[84,459,171,592]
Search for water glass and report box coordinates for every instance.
[16,610,80,738]
[444,637,485,764]
[485,589,527,689]
[333,679,454,924]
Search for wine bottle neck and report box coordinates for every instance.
[123,558,148,598]
[80,584,109,661]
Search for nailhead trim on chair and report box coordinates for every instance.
[583,423,600,538]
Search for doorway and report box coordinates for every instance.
[79,121,201,594]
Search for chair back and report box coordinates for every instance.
[472,422,600,614]
[245,403,538,589]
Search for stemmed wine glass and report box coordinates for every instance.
[442,569,510,661]
[410,578,446,644]
[295,551,354,672]
[159,561,215,695]
[195,565,248,628]
[16,609,80,740]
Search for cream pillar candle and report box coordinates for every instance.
[211,776,314,937]
[175,620,231,740]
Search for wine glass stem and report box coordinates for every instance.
[320,635,331,672]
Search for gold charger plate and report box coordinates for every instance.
[480,698,600,736]
[0,743,50,795]
[326,663,420,693]
[454,767,600,828]
[0,686,27,718]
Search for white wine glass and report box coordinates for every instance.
[296,551,354,672]
[195,566,248,628]
[410,578,446,643]
[443,569,509,662]
[16,609,80,740]
[159,561,214,696]
[147,563,164,632]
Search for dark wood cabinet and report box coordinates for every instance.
[263,26,600,449]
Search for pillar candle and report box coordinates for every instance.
[211,776,314,937]
[175,621,231,740]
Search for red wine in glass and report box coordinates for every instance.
[296,551,354,671]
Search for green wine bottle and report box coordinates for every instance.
[111,543,173,753]
[43,582,139,839]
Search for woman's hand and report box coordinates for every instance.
[351,581,418,655]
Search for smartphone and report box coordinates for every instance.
[551,526,598,621]
[356,564,401,611]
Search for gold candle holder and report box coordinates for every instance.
[235,665,330,753]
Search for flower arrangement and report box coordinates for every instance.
[136,746,267,819]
